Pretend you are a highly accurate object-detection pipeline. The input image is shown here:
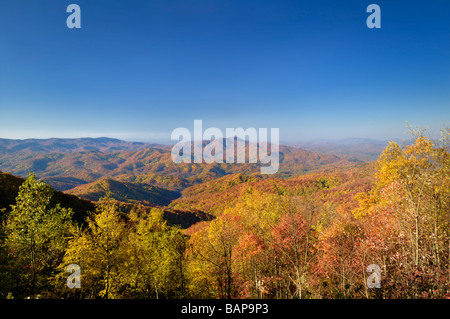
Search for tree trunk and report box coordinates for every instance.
[30,236,36,298]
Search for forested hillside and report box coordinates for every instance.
[0,171,95,225]
[66,177,180,206]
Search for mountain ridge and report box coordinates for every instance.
[0,137,170,154]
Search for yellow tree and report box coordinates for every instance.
[125,207,188,299]
[61,195,128,299]
[376,136,440,269]
[188,213,241,298]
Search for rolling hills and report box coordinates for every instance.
[0,137,372,219]
[0,138,355,193]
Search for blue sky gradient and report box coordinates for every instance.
[0,0,449,143]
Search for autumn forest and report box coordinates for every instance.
[0,126,449,300]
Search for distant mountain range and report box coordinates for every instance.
[288,138,390,161]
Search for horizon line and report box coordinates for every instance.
[0,135,401,145]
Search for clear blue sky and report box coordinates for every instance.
[0,0,449,143]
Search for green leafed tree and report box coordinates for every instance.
[4,172,74,298]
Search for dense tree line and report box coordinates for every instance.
[0,128,449,299]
